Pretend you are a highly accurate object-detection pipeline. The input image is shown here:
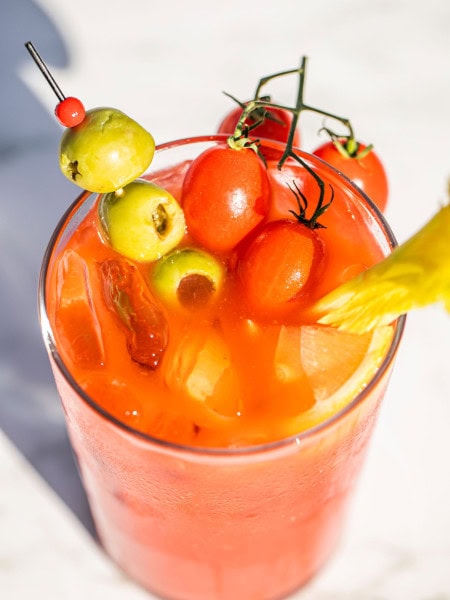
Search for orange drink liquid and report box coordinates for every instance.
[39,137,404,599]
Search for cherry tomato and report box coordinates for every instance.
[182,144,271,253]
[217,103,301,147]
[237,219,324,318]
[313,140,388,212]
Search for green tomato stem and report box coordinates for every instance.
[228,56,357,166]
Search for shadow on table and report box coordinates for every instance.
[0,0,95,536]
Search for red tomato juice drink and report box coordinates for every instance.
[39,136,404,600]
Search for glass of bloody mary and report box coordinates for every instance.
[39,135,404,600]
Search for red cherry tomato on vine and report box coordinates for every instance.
[217,103,301,147]
[237,219,324,318]
[313,140,388,212]
[182,144,271,253]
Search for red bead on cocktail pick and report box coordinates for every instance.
[55,96,85,127]
[25,41,86,127]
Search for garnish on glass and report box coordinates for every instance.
[222,56,388,211]
[312,199,450,333]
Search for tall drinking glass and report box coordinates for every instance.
[39,136,404,600]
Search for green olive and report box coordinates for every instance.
[59,107,155,193]
[152,248,224,308]
[99,180,185,262]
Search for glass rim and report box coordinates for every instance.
[38,134,406,458]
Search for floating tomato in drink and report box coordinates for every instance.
[182,143,271,253]
[238,219,324,318]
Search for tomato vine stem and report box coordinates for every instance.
[226,57,370,226]
[227,56,357,167]
[318,126,374,160]
[286,152,334,229]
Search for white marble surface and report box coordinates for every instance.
[1,0,450,598]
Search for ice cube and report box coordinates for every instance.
[98,259,169,369]
[55,249,105,368]
[164,324,241,416]
[274,325,304,383]
[272,325,315,414]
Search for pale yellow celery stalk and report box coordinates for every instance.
[312,203,450,333]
